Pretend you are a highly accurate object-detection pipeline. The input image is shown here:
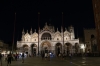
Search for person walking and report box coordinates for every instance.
[41,51,45,60]
[22,53,24,63]
[7,54,12,66]
[0,53,2,66]
[15,53,18,61]
[48,53,50,61]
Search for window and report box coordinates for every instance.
[35,39,36,41]
[91,34,95,38]
[70,30,72,32]
[57,38,59,40]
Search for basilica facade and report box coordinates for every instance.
[17,23,80,56]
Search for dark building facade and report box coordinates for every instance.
[92,0,100,52]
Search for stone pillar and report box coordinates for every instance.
[28,47,31,56]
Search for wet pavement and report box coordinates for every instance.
[1,56,100,66]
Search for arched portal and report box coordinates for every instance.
[55,43,62,56]
[41,41,51,53]
[31,44,37,56]
[65,43,72,54]
[75,43,79,53]
[23,44,28,54]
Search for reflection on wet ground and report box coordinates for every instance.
[2,57,100,66]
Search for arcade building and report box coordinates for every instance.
[17,23,82,56]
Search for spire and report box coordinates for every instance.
[53,26,55,32]
[70,25,73,28]
[65,27,67,31]
[45,22,47,26]
[46,22,47,25]
[22,28,25,35]
[34,29,36,32]
[77,28,78,39]
[30,28,32,34]
[27,30,28,33]
[61,26,63,32]
[57,28,58,31]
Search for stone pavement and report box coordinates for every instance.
[1,56,100,66]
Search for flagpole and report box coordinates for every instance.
[62,12,64,53]
[12,12,16,54]
[38,12,40,55]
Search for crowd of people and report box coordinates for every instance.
[0,51,75,66]
[0,52,25,66]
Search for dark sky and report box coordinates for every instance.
[0,0,95,45]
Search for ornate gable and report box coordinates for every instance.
[32,32,38,38]
[43,22,50,31]
[54,30,61,37]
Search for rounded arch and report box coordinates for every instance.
[55,43,62,46]
[65,43,72,49]
[23,44,29,48]
[75,43,79,48]
[41,32,52,40]
[55,43,62,56]
[31,44,37,56]
[31,44,37,47]
[64,43,72,54]
[22,44,29,53]
[41,41,51,52]
[41,41,51,47]
[75,43,79,53]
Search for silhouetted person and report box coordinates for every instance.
[15,53,18,61]
[22,53,24,63]
[41,51,45,60]
[7,54,12,66]
[0,53,2,66]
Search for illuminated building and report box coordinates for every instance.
[17,23,80,56]
[84,28,97,53]
[0,40,9,54]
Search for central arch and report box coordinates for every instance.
[41,41,51,53]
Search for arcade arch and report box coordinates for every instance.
[31,44,37,56]
[64,43,72,54]
[55,43,62,56]
[75,43,79,53]
[23,44,28,54]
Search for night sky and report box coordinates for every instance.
[0,0,95,45]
